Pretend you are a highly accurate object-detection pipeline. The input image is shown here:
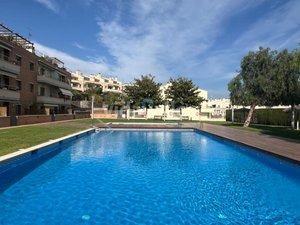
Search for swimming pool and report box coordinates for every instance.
[0,130,299,224]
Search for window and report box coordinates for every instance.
[16,105,21,115]
[3,76,9,88]
[0,47,10,61]
[17,81,22,90]
[40,87,45,96]
[60,75,66,83]
[29,62,35,71]
[15,55,22,65]
[29,83,34,92]
[40,67,45,75]
[29,105,34,114]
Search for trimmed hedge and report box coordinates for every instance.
[226,108,299,126]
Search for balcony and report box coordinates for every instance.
[0,59,20,77]
[0,87,20,101]
[37,96,71,105]
[103,88,122,93]
[37,75,72,90]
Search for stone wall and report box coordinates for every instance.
[16,115,52,125]
[0,113,91,128]
[93,113,117,119]
[55,114,74,121]
[74,114,91,119]
[0,116,11,128]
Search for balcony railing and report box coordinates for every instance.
[103,88,122,93]
[0,85,20,101]
[37,75,72,90]
[0,57,20,76]
[37,96,71,105]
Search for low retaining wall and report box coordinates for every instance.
[94,113,117,119]
[0,116,10,128]
[55,114,74,121]
[16,115,52,126]
[0,113,91,128]
[74,114,90,119]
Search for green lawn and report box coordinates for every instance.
[1,118,298,157]
[204,121,300,141]
[0,119,95,156]
[0,118,181,156]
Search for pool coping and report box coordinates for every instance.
[0,124,299,166]
[0,128,95,164]
[98,127,194,131]
[0,126,192,164]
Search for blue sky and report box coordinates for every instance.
[1,0,299,97]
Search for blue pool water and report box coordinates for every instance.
[0,130,299,225]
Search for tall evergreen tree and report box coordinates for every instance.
[228,47,281,127]
[84,83,103,105]
[124,75,162,111]
[103,92,125,110]
[165,77,204,119]
[275,49,300,128]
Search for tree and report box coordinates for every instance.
[275,49,300,129]
[71,89,88,101]
[84,83,103,105]
[228,47,280,127]
[165,77,205,119]
[124,75,162,112]
[103,92,125,110]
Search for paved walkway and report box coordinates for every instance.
[193,123,300,163]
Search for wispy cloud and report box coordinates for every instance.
[234,0,300,49]
[72,42,89,51]
[35,42,109,74]
[32,0,300,98]
[34,0,59,13]
[95,0,300,97]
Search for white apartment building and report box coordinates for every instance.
[71,70,123,93]
[130,83,215,121]
[200,98,231,120]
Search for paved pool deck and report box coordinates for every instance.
[194,123,300,164]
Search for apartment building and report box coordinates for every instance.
[200,98,231,119]
[36,56,72,115]
[0,24,72,116]
[71,70,123,93]
[130,83,209,120]
[0,24,37,117]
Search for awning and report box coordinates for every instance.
[59,88,73,97]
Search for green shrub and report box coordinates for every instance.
[225,108,297,126]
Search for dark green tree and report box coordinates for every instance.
[275,49,300,129]
[103,92,125,110]
[124,75,162,111]
[84,83,103,105]
[228,47,280,127]
[71,89,88,101]
[165,77,204,119]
